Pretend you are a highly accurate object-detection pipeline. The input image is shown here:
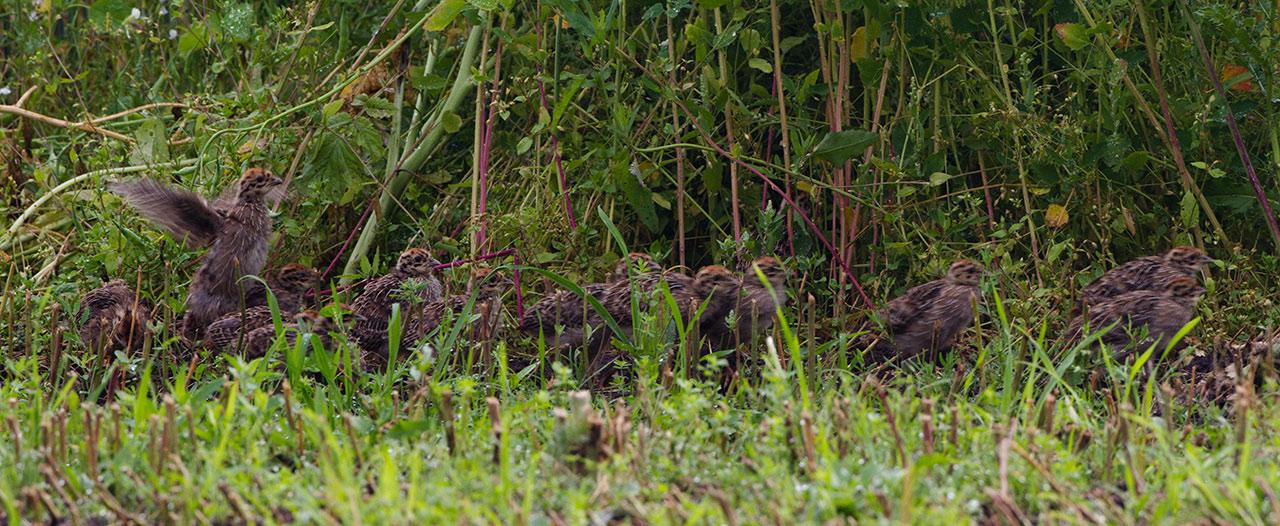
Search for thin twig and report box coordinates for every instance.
[0,104,133,142]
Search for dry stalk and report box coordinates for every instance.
[441,391,457,456]
[487,397,502,464]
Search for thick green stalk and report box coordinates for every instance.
[340,24,485,282]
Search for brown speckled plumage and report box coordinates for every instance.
[204,265,321,351]
[1067,276,1205,354]
[78,280,151,353]
[605,252,662,282]
[111,168,283,343]
[403,268,513,348]
[708,257,788,349]
[1078,246,1211,312]
[519,257,657,349]
[242,311,335,359]
[869,259,983,362]
[350,248,443,362]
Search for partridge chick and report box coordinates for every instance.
[606,252,662,282]
[1079,246,1211,311]
[584,264,742,381]
[403,267,513,347]
[1067,275,1205,355]
[242,310,335,359]
[707,257,789,350]
[350,248,443,363]
[203,264,321,351]
[111,168,284,342]
[78,280,151,353]
[869,259,983,362]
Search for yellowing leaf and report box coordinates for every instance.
[850,26,868,61]
[1045,204,1069,228]
[1220,64,1255,92]
[1054,23,1088,51]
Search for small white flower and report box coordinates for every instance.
[159,6,168,15]
[168,29,178,39]
[0,87,11,97]
[28,11,38,21]
[130,7,141,19]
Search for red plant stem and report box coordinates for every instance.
[1182,6,1280,248]
[536,22,577,229]
[321,200,378,281]
[433,247,523,322]
[612,45,875,307]
[673,99,874,309]
[476,42,504,253]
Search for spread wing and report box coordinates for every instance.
[110,179,222,247]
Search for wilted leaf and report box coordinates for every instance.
[1054,22,1088,50]
[811,129,877,165]
[1220,64,1255,92]
[850,26,868,61]
[1045,204,1069,228]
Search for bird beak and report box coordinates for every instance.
[270,176,284,186]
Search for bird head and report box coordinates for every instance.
[946,259,984,286]
[395,248,439,277]
[1164,276,1206,305]
[236,168,284,201]
[472,267,514,297]
[748,256,788,288]
[293,310,332,332]
[1164,246,1213,273]
[693,265,739,296]
[276,264,321,294]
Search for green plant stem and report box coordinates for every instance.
[4,159,199,243]
[340,23,485,283]
[989,0,1043,286]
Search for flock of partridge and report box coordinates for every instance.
[76,167,1214,378]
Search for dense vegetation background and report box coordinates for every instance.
[2,0,1280,523]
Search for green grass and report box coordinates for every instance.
[4,0,1280,522]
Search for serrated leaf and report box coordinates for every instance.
[1045,204,1069,228]
[322,99,344,119]
[748,58,772,73]
[811,129,877,165]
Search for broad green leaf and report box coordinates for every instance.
[426,0,467,31]
[440,111,463,133]
[322,99,344,119]
[748,58,772,73]
[220,3,255,44]
[928,172,954,186]
[812,129,877,165]
[1180,190,1199,227]
[1054,22,1088,50]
